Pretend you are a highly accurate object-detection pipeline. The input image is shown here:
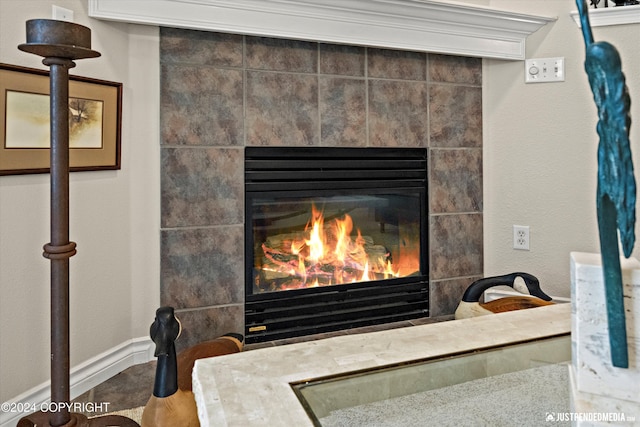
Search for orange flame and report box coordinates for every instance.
[261,204,407,290]
[305,205,325,263]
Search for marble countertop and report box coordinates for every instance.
[193,303,571,427]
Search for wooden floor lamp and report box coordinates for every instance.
[17,19,138,427]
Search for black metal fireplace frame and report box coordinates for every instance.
[244,147,429,343]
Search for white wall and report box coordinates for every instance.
[483,0,640,298]
[0,0,160,402]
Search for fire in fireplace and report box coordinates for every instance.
[245,147,428,343]
[257,201,421,291]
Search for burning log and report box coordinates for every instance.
[253,205,410,292]
[259,231,392,288]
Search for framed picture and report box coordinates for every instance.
[0,63,122,175]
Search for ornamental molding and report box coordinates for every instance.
[89,0,555,60]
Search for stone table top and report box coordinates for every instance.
[193,303,571,427]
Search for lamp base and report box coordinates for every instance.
[17,411,140,427]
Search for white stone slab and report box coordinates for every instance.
[570,252,640,403]
[193,304,570,427]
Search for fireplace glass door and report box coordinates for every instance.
[250,193,422,293]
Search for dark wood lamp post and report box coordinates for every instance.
[17,19,138,427]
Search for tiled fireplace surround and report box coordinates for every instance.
[159,28,483,351]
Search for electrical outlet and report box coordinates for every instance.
[525,57,564,83]
[513,225,530,251]
[52,5,74,22]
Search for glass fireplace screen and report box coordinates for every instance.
[250,192,422,294]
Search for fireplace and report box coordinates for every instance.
[245,147,428,343]
[157,28,483,351]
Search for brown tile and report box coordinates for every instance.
[173,305,245,353]
[246,71,319,146]
[161,147,243,227]
[161,226,244,309]
[430,213,483,280]
[320,43,365,76]
[72,361,155,413]
[160,27,243,67]
[430,276,483,317]
[368,48,426,80]
[161,64,243,146]
[429,84,482,148]
[320,77,366,146]
[245,36,317,72]
[368,79,429,147]
[243,341,276,351]
[409,315,453,325]
[430,148,483,214]
[429,54,482,85]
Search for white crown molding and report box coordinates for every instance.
[0,337,153,427]
[88,0,555,60]
[570,4,640,27]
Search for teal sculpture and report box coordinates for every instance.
[577,0,635,368]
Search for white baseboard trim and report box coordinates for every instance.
[1,336,153,427]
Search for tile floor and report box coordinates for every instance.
[71,315,451,416]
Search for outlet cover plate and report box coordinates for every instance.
[52,5,74,22]
[513,225,530,251]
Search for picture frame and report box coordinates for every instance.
[0,63,122,175]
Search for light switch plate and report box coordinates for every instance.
[525,57,564,83]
